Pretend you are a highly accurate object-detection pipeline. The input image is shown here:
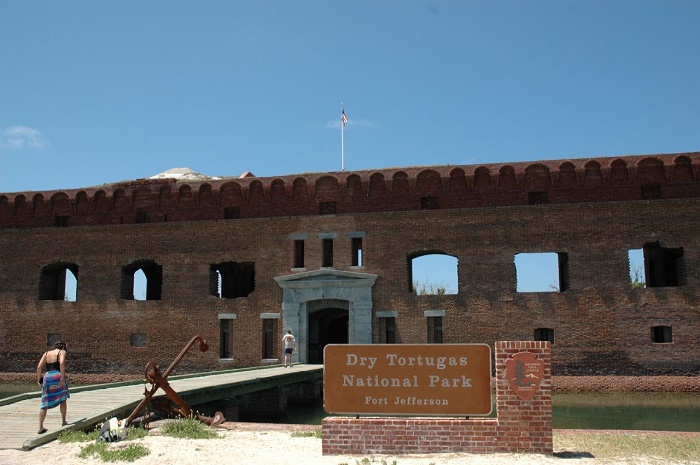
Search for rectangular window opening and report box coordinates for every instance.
[642,242,684,288]
[427,316,443,344]
[136,211,150,224]
[534,328,555,345]
[220,319,233,358]
[528,191,548,205]
[628,248,646,288]
[651,326,672,343]
[47,333,62,348]
[421,196,439,210]
[294,240,305,268]
[224,206,240,220]
[262,319,278,359]
[322,238,334,267]
[641,183,662,200]
[351,237,363,267]
[515,252,566,293]
[379,317,396,344]
[319,202,337,215]
[211,261,255,298]
[130,333,147,348]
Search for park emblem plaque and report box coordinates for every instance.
[323,344,492,416]
[504,351,544,401]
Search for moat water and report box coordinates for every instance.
[3,384,698,432]
[283,392,700,432]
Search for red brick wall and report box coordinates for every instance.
[0,154,699,378]
[322,341,552,455]
[1,153,699,230]
[0,199,699,376]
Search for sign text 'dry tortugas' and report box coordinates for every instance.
[323,344,492,416]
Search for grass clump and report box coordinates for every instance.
[291,429,322,439]
[78,442,150,462]
[58,428,99,443]
[66,422,151,462]
[555,431,700,463]
[60,425,147,443]
[353,458,397,465]
[160,417,219,439]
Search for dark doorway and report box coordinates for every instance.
[308,307,348,364]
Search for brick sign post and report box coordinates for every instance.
[322,341,552,456]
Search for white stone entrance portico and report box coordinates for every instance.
[274,270,378,364]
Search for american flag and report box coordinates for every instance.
[341,109,348,128]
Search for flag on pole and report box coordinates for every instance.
[341,104,347,171]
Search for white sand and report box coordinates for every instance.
[0,423,690,465]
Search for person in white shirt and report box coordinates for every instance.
[282,330,296,367]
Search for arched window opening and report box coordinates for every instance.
[39,262,79,301]
[64,269,77,301]
[408,253,458,295]
[515,252,569,293]
[134,269,147,301]
[628,248,645,288]
[209,261,255,298]
[639,242,684,288]
[121,260,162,301]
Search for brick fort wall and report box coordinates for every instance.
[0,152,698,378]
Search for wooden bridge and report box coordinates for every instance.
[0,364,323,450]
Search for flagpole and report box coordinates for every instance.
[341,103,345,171]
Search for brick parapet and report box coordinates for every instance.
[2,152,699,230]
[322,341,553,456]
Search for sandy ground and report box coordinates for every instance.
[0,423,696,465]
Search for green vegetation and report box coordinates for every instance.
[630,263,646,288]
[78,442,150,462]
[337,459,398,465]
[160,416,220,439]
[65,418,219,462]
[61,424,150,462]
[56,420,700,464]
[58,428,99,443]
[59,425,147,443]
[291,429,322,439]
[65,417,217,462]
[556,432,700,463]
[356,459,397,465]
[333,433,700,465]
[412,279,447,295]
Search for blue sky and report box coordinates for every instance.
[1,0,694,292]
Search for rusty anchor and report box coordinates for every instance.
[124,335,225,428]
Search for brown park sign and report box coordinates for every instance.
[323,344,492,416]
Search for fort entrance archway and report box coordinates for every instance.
[275,270,377,364]
[308,304,348,363]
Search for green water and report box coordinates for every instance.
[4,384,698,431]
[551,392,700,432]
[0,383,40,399]
[285,391,700,432]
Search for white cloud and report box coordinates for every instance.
[0,126,50,150]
